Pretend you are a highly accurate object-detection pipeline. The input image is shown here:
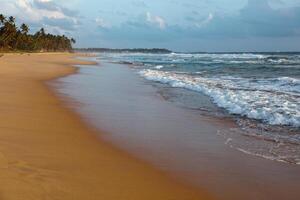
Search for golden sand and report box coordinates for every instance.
[0,53,212,200]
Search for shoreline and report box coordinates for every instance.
[56,58,300,200]
[0,53,212,199]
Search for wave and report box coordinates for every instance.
[139,70,300,127]
[154,65,164,69]
[217,76,300,95]
[168,53,268,59]
[101,52,300,68]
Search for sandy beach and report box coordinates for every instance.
[1,0,299,199]
[0,53,211,200]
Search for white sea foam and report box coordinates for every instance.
[154,65,164,69]
[139,69,300,127]
[218,76,300,95]
[235,147,293,164]
[101,52,300,67]
[219,126,300,165]
[267,58,300,65]
[167,53,268,59]
[228,60,261,64]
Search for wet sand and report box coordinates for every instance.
[56,60,300,200]
[0,53,212,199]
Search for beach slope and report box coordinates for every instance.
[0,53,211,200]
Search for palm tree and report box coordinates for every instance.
[0,14,6,48]
[8,16,15,24]
[0,14,5,24]
[0,16,17,49]
[40,28,45,36]
[15,23,30,50]
[20,23,29,35]
[0,14,75,52]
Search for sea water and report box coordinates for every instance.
[99,52,300,164]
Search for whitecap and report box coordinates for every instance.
[139,70,300,127]
[154,65,164,69]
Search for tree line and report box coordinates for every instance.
[0,14,75,52]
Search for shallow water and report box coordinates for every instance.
[101,52,300,164]
[53,60,300,200]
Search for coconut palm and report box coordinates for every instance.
[0,14,5,25]
[20,23,29,35]
[0,14,75,52]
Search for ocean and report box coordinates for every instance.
[54,53,300,200]
[99,52,300,164]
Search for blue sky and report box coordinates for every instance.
[1,0,300,51]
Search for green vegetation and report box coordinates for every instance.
[0,14,75,52]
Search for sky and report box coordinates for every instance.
[1,0,300,51]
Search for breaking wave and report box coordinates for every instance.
[139,70,300,127]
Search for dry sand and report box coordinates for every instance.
[0,53,212,200]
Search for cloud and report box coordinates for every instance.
[236,0,300,37]
[0,0,79,34]
[34,0,79,17]
[95,17,111,29]
[92,0,300,49]
[131,0,147,8]
[93,11,170,43]
[42,17,77,31]
[195,13,214,27]
[181,0,300,38]
[146,12,166,29]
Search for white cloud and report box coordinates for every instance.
[195,13,214,28]
[0,0,79,33]
[132,0,147,8]
[17,0,65,21]
[95,17,111,29]
[146,12,166,29]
